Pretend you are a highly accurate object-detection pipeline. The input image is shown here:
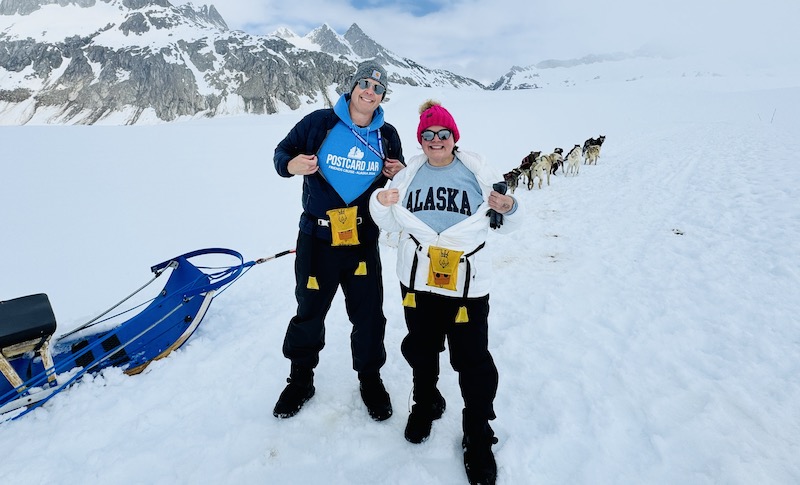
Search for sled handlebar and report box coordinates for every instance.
[150,247,247,274]
[150,247,295,299]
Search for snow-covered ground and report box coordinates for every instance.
[1,62,799,484]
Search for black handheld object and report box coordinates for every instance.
[487,181,508,229]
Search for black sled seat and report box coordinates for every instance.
[0,293,58,392]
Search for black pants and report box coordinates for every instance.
[283,231,387,374]
[400,285,498,423]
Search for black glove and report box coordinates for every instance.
[487,181,508,229]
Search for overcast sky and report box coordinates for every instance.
[178,0,795,83]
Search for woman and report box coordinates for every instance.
[369,100,520,485]
[272,60,404,422]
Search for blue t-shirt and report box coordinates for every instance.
[404,157,483,234]
[316,95,384,204]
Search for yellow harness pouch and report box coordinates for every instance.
[426,245,464,291]
[326,206,360,246]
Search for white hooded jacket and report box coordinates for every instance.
[369,150,522,298]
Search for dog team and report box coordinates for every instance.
[504,135,605,193]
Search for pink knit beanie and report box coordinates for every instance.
[417,100,460,144]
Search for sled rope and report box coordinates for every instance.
[189,249,296,299]
[256,249,296,264]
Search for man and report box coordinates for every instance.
[272,60,404,421]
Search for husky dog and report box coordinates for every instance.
[531,154,552,189]
[519,151,539,171]
[565,144,582,175]
[582,135,605,158]
[519,151,540,189]
[503,168,522,194]
[584,144,600,165]
[548,149,564,176]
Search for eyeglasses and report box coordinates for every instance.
[420,129,453,142]
[356,79,386,95]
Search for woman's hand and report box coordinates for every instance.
[488,191,515,214]
[377,188,400,207]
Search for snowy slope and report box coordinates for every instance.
[0,65,799,484]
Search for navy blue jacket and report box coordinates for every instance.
[274,99,405,243]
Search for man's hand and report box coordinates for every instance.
[382,158,403,179]
[287,154,319,176]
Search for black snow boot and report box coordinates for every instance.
[359,372,393,421]
[462,413,498,485]
[404,388,446,444]
[273,365,315,418]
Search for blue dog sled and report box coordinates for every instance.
[0,247,292,422]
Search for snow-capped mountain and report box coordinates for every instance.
[0,0,483,125]
[1,0,742,126]
[277,23,483,90]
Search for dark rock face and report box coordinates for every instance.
[0,0,483,124]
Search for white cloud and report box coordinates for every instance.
[173,0,800,83]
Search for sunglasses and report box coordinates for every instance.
[420,129,453,142]
[356,79,386,95]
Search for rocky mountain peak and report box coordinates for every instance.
[306,23,351,56]
[272,26,297,40]
[343,23,385,60]
[176,4,227,30]
[0,1,484,125]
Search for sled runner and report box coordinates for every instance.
[0,247,290,422]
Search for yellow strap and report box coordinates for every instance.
[455,306,469,323]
